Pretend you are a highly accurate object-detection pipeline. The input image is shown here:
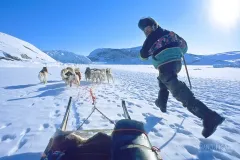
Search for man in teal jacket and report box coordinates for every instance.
[138,17,224,138]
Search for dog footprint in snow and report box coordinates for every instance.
[77,102,83,105]
[159,121,165,125]
[136,104,142,108]
[1,134,16,142]
[170,123,192,136]
[142,112,155,118]
[221,127,240,135]
[128,110,133,113]
[127,102,134,106]
[222,136,236,142]
[142,113,150,117]
[152,128,163,137]
[117,114,122,117]
[148,103,154,106]
[193,120,202,126]
[117,105,121,108]
[39,123,50,131]
[0,123,12,130]
[54,110,61,117]
[178,128,192,136]
[169,123,184,129]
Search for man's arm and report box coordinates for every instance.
[139,48,149,60]
[139,38,152,60]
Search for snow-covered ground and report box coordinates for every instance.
[0,64,239,160]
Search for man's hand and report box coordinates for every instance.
[139,55,148,60]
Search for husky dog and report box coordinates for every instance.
[61,67,80,87]
[66,67,74,74]
[38,67,48,84]
[61,68,69,82]
[74,68,81,86]
[90,68,106,83]
[85,67,91,81]
[99,69,106,82]
[106,68,114,83]
[91,70,102,83]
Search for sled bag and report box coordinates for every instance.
[111,119,159,160]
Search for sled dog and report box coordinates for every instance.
[38,67,48,84]
[106,68,114,83]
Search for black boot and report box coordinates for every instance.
[202,112,225,138]
[155,90,169,113]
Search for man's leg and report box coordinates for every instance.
[159,61,224,138]
[155,77,169,112]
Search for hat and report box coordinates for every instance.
[138,17,158,31]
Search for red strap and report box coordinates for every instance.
[90,88,96,104]
[151,146,160,152]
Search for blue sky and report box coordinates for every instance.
[0,0,240,55]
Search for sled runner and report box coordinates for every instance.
[40,96,162,160]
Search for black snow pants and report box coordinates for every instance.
[157,60,213,119]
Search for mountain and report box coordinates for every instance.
[88,47,151,64]
[45,50,92,64]
[0,32,55,63]
[88,47,240,67]
[184,52,240,65]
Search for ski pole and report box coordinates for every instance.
[182,56,192,90]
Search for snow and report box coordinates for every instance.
[0,32,55,63]
[0,64,240,160]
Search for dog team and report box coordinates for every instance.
[85,67,114,83]
[38,66,114,86]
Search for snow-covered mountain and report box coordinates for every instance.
[0,32,55,63]
[88,47,151,64]
[45,50,92,64]
[184,52,240,67]
[88,47,240,67]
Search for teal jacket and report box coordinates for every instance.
[140,27,188,69]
